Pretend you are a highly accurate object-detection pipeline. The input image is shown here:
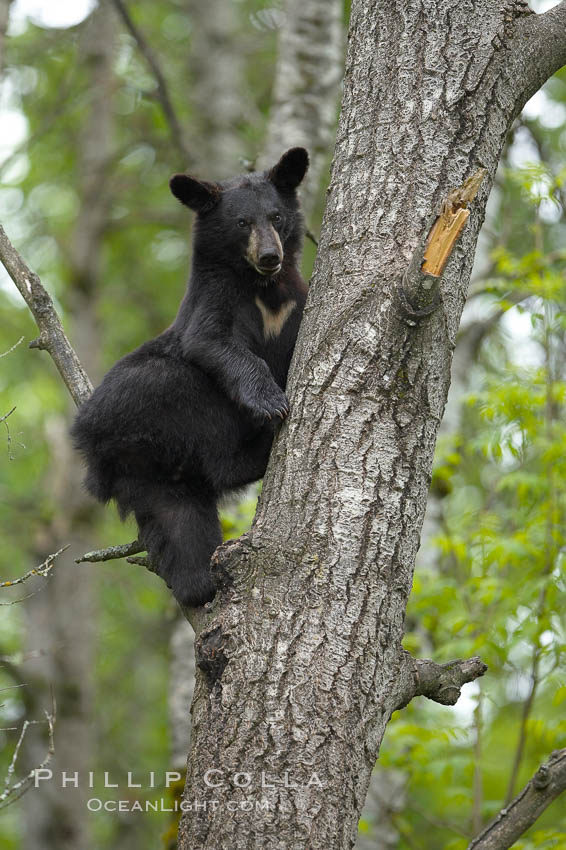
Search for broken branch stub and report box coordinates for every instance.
[422,168,487,278]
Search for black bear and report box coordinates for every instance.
[71,147,309,607]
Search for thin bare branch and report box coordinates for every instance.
[0,683,27,694]
[76,540,144,563]
[0,230,161,587]
[0,696,56,809]
[126,554,152,569]
[0,406,15,425]
[76,541,156,576]
[0,336,24,358]
[472,686,484,835]
[467,749,566,850]
[0,546,69,589]
[0,404,23,460]
[110,0,190,164]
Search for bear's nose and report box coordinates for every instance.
[258,252,281,269]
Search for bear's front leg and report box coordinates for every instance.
[183,327,290,423]
[237,366,289,423]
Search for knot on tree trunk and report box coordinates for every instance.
[196,625,229,685]
[209,532,255,597]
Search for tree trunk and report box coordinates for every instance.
[263,8,403,846]
[169,619,196,769]
[177,2,566,848]
[355,768,406,850]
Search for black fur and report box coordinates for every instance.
[71,148,309,607]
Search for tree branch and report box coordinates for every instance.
[0,546,69,588]
[75,540,144,564]
[0,697,56,810]
[422,170,487,278]
[0,406,15,424]
[109,0,190,164]
[396,653,488,711]
[0,225,93,407]
[467,749,566,850]
[511,1,566,104]
[0,0,13,77]
[0,336,24,358]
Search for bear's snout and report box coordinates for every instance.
[246,224,283,276]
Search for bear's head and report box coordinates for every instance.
[169,148,309,279]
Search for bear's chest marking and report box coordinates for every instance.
[254,296,297,341]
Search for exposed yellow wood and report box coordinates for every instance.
[422,167,487,278]
[422,207,470,277]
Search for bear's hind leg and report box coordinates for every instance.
[216,428,274,491]
[115,478,221,607]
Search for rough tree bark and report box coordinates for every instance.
[468,749,566,850]
[262,5,404,845]
[177,3,566,849]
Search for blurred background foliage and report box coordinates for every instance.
[0,1,565,849]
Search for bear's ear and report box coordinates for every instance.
[268,147,309,192]
[169,175,221,213]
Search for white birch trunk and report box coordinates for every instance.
[185,0,249,176]
[261,0,344,216]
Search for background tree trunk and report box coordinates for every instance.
[0,0,11,74]
[260,0,344,216]
[355,768,406,850]
[177,2,566,849]
[185,0,249,176]
[22,7,115,849]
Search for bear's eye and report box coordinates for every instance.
[272,213,282,224]
[238,218,248,228]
